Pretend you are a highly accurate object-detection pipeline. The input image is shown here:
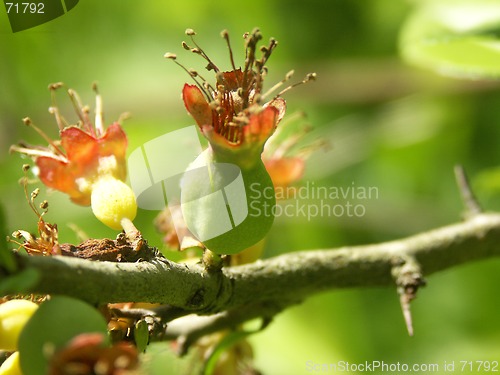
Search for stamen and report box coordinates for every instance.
[9,145,68,162]
[22,118,66,157]
[262,70,295,100]
[92,83,104,137]
[68,89,93,134]
[48,82,68,130]
[185,28,220,73]
[276,72,317,97]
[164,52,213,102]
[221,29,239,84]
[22,164,41,218]
[117,112,131,124]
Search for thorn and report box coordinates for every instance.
[399,290,414,336]
[392,256,425,337]
[454,164,482,219]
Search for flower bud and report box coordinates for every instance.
[90,176,137,230]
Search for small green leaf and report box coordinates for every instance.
[18,296,108,375]
[400,0,500,79]
[134,319,150,353]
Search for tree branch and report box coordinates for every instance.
[3,213,500,345]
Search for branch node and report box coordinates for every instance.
[391,256,426,336]
[202,249,224,273]
[454,164,482,219]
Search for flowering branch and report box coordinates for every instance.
[3,212,500,347]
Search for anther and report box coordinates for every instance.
[48,82,64,91]
[22,164,30,172]
[31,188,40,199]
[185,28,196,36]
[164,52,177,59]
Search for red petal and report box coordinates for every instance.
[60,126,99,168]
[265,97,286,124]
[218,69,245,90]
[243,106,279,144]
[97,123,128,180]
[99,123,127,160]
[264,157,305,188]
[36,156,90,205]
[182,84,213,128]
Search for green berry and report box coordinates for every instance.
[181,148,275,254]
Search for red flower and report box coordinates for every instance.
[166,28,317,169]
[35,123,127,206]
[11,84,137,230]
[11,84,128,206]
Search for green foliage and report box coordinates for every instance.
[134,319,150,353]
[0,201,16,273]
[18,296,108,375]
[400,0,500,79]
[0,268,39,296]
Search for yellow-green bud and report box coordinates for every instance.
[0,300,38,351]
[91,176,137,230]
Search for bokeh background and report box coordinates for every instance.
[1,1,500,374]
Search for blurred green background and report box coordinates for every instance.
[1,0,500,374]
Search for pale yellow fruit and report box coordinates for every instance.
[0,352,22,375]
[91,176,137,230]
[0,300,38,351]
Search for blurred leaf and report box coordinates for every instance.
[202,319,267,375]
[203,330,253,375]
[134,319,149,353]
[0,201,16,273]
[18,296,108,375]
[0,268,40,295]
[400,0,500,79]
[474,166,500,205]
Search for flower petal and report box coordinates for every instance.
[60,126,99,167]
[264,157,305,188]
[243,106,279,145]
[218,69,245,90]
[264,97,286,124]
[36,156,90,205]
[182,84,213,128]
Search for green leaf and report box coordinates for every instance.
[134,319,150,353]
[18,296,108,375]
[400,0,500,79]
